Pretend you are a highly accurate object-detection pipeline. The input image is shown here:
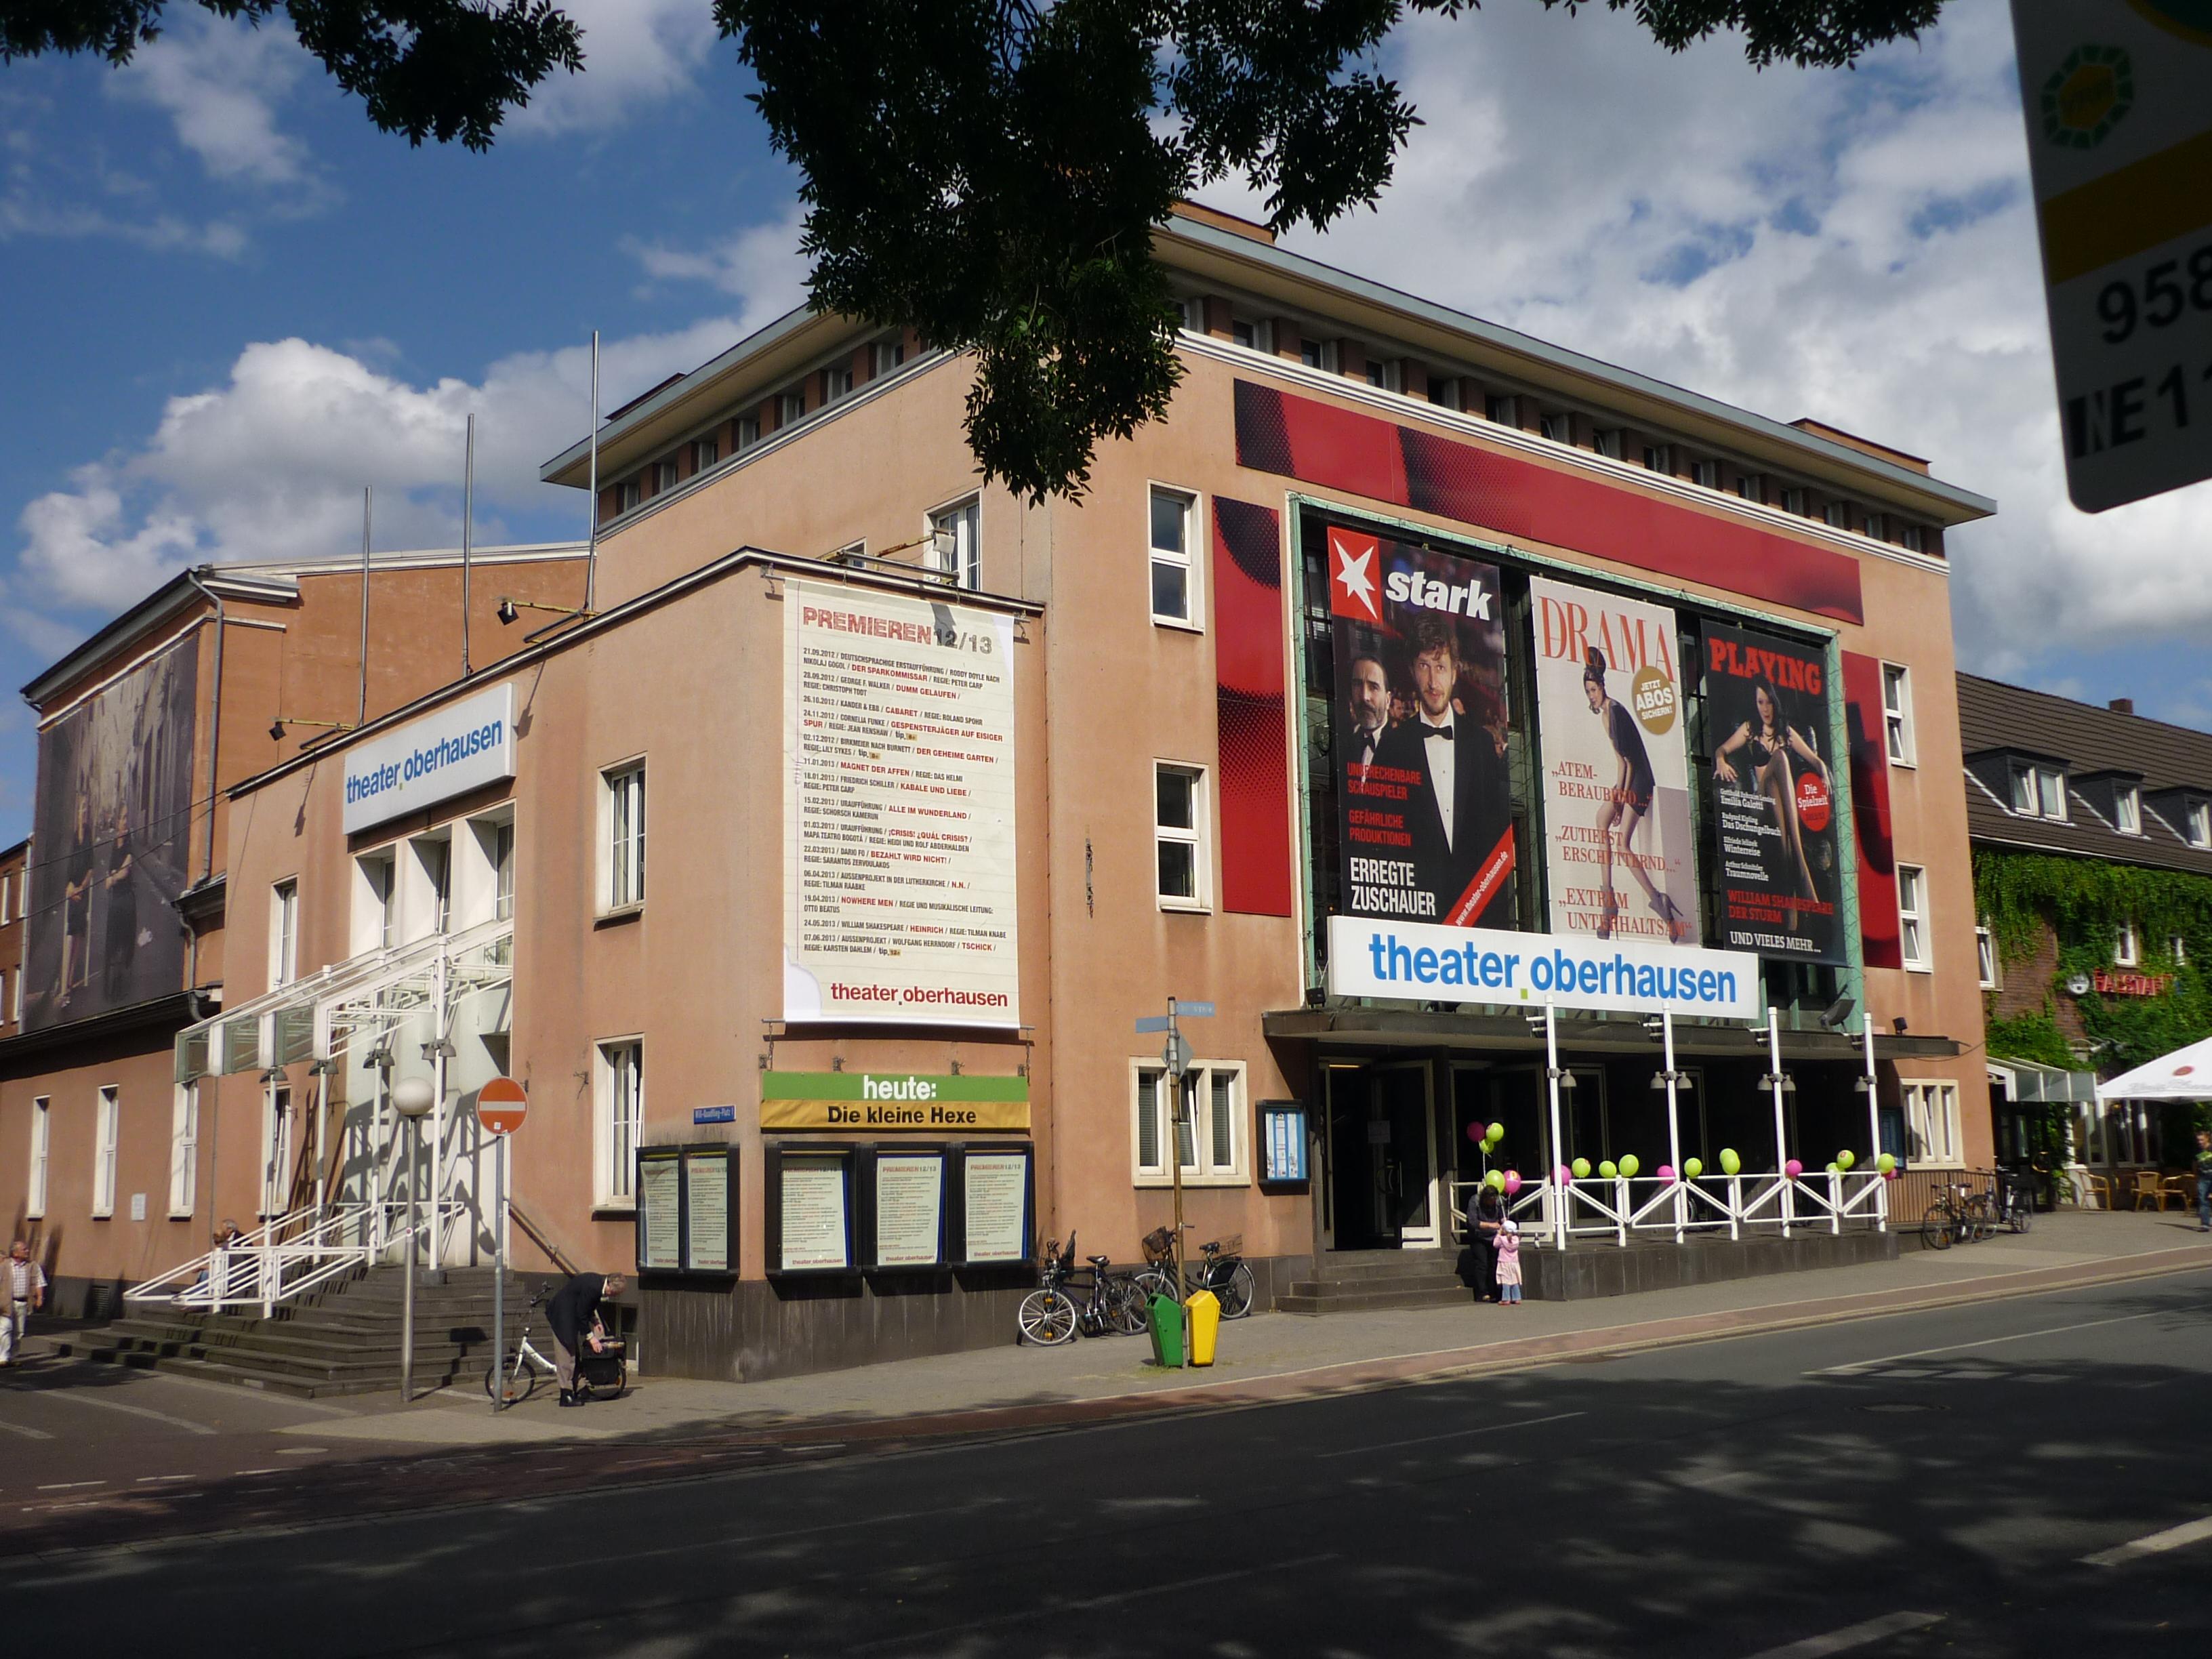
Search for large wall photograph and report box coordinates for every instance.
[23,634,200,1030]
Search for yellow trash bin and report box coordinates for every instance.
[1184,1289,1221,1367]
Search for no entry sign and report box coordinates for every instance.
[477,1076,528,1136]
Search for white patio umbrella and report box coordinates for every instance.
[2095,1034,2212,1102]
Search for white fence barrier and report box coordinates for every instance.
[1452,1172,1890,1248]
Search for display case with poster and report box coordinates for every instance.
[863,1147,947,1271]
[1528,576,1699,947]
[1699,621,1846,966]
[765,1145,855,1275]
[954,1144,1033,1268]
[681,1147,738,1276]
[1322,524,1517,933]
[634,1147,684,1275]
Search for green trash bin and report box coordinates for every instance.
[1147,1294,1185,1369]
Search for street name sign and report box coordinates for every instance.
[2011,1,2212,510]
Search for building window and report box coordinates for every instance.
[1824,500,1851,530]
[9,968,18,1024]
[597,1040,644,1206]
[1902,525,1926,553]
[1594,428,1624,460]
[271,878,299,988]
[1902,1081,1961,1167]
[1864,512,1888,541]
[2114,781,2142,834]
[1781,487,1809,516]
[1486,394,1519,426]
[823,364,855,403]
[170,1082,199,1218]
[604,762,647,911]
[260,1084,291,1218]
[1299,337,1326,370]
[1541,413,1574,445]
[1430,374,1461,410]
[359,851,398,953]
[1155,763,1208,909]
[872,339,907,377]
[493,819,515,922]
[2008,765,2036,815]
[2171,934,2187,966]
[929,496,981,592]
[2115,918,2139,967]
[1132,1061,1246,1185]
[1880,663,1914,766]
[2190,802,2212,848]
[615,479,641,514]
[1735,473,1763,502]
[93,1085,119,1218]
[652,460,678,495]
[777,390,805,427]
[1229,317,1255,350]
[1,872,9,920]
[735,415,761,451]
[1149,487,1197,627]
[1691,459,1720,488]
[690,436,718,473]
[1641,444,1672,473]
[1975,921,1997,990]
[28,1097,49,1218]
[2037,766,2068,821]
[1898,864,1929,970]
[415,834,451,935]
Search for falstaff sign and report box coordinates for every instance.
[760,1071,1031,1132]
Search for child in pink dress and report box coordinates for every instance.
[1494,1219,1524,1305]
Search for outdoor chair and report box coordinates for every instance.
[2131,1170,2165,1211]
[2156,1172,2192,1211]
[2081,1172,2112,1210]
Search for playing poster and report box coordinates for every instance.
[1324,525,1517,932]
[1528,577,1699,945]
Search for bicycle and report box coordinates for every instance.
[1132,1228,1256,1319]
[1919,1181,1997,1252]
[485,1288,628,1405]
[1994,1170,2035,1235]
[1017,1233,1149,1346]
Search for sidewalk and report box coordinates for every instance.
[298,1208,2212,1451]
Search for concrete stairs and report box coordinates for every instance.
[1277,1248,1471,1315]
[54,1267,520,1399]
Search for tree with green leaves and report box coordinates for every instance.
[3,0,1946,499]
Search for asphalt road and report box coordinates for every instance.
[9,1269,2212,1658]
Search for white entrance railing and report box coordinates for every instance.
[124,1200,469,1320]
[1452,1171,1891,1246]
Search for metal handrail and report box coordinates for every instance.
[127,1200,469,1318]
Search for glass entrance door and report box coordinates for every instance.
[1376,1063,1440,1249]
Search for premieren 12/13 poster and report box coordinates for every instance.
[1326,525,1517,931]
[1701,621,1845,965]
[1528,576,1699,946]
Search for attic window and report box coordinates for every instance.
[2114,781,2142,835]
[2009,763,2068,821]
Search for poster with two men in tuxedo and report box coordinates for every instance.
[1328,525,1517,931]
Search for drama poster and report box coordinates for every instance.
[1701,622,1845,964]
[23,634,199,1031]
[1529,577,1698,945]
[1326,525,1516,931]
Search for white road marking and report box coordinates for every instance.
[2081,1514,2212,1568]
[0,1416,54,1440]
[1805,1310,2172,1376]
[136,1474,194,1483]
[41,1391,219,1436]
[275,1446,326,1454]
[1742,1610,1946,1658]
[37,1480,104,1491]
[846,1551,1339,1653]
[1314,1410,1586,1458]
[233,1467,285,1476]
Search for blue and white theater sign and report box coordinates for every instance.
[342,683,516,836]
[1326,916,1761,1021]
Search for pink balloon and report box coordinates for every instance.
[1883,1166,1900,1180]
[1466,1122,1487,1143]
[1555,1164,1573,1186]
[1656,1164,1675,1183]
[1784,1159,1803,1179]
[1503,1170,1523,1195]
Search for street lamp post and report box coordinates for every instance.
[391,1077,436,1403]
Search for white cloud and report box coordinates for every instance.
[110,14,315,190]
[1223,0,2212,682]
[625,202,810,304]
[510,0,721,136]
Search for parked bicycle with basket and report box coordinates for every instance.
[1132,1226,1256,1319]
[1017,1233,1149,1346]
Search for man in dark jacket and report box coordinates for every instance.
[1382,616,1514,928]
[545,1270,626,1407]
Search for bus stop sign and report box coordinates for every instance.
[477,1076,528,1136]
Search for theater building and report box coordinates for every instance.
[2,207,1995,1374]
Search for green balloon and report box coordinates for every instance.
[1877,1152,1897,1175]
[1683,1158,1704,1181]
[1837,1149,1857,1171]
[1571,1158,1592,1180]
[1486,1121,1506,1145]
[1618,1153,1641,1179]
[1486,1170,1506,1191]
[1598,1160,1619,1180]
[1825,1161,1841,1174]
[1719,1148,1742,1176]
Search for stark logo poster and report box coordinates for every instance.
[1326,525,1516,931]
[1701,621,1845,964]
[1528,577,1698,945]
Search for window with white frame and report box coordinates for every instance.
[260,1084,291,1217]
[1902,1080,1961,1166]
[12,968,22,1025]
[1690,459,1720,489]
[1155,763,1208,909]
[1881,663,1914,765]
[596,1040,644,1206]
[1594,428,1624,460]
[0,968,8,1024]
[1781,487,1809,516]
[493,819,515,921]
[1898,864,1929,970]
[414,833,451,935]
[93,1085,119,1218]
[604,761,646,910]
[2115,918,2139,967]
[1299,337,1326,371]
[1229,316,1255,350]
[1541,412,1574,445]
[1486,394,1519,426]
[28,1097,49,1218]
[1642,444,1672,473]
[652,459,677,495]
[615,478,641,514]
[169,1082,199,1218]
[1131,1061,1247,1185]
[2114,781,2142,834]
[1864,512,1888,541]
[690,436,718,472]
[358,851,398,953]
[2188,800,2212,846]
[929,496,981,591]
[1902,525,1925,553]
[1735,473,1762,501]
[777,390,804,426]
[271,878,299,987]
[2171,934,2187,966]
[1824,500,1852,530]
[2008,764,2036,814]
[1148,487,1197,627]
[872,339,906,377]
[1975,921,1997,990]
[823,363,854,402]
[1,871,10,920]
[2038,766,2068,820]
[735,415,761,451]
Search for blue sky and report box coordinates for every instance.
[3,0,2209,846]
